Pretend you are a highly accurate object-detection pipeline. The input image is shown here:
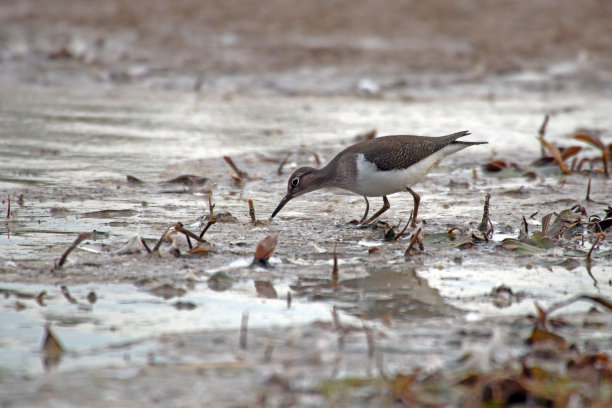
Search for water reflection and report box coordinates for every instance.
[0,280,336,377]
[291,265,457,319]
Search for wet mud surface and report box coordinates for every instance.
[1,87,611,406]
[1,1,612,406]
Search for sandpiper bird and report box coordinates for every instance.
[271,130,486,227]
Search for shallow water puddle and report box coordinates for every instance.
[0,280,335,377]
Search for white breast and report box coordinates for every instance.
[351,144,467,197]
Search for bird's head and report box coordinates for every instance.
[271,167,321,218]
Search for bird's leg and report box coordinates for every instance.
[406,187,420,227]
[358,196,370,224]
[361,196,390,225]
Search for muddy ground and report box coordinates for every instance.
[1,1,612,407]
[1,0,612,94]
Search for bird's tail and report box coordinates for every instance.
[448,130,487,146]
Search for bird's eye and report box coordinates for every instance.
[291,177,300,187]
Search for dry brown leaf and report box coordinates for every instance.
[526,328,567,349]
[188,242,216,255]
[539,138,571,174]
[484,160,508,172]
[560,145,582,160]
[368,246,380,254]
[574,133,606,150]
[254,235,278,262]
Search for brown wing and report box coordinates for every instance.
[352,131,471,171]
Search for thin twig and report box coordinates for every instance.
[477,194,491,233]
[248,199,256,224]
[173,223,207,244]
[586,259,598,288]
[228,172,242,185]
[574,133,610,177]
[312,152,321,166]
[541,213,552,235]
[545,294,612,317]
[55,232,93,268]
[208,195,215,214]
[199,217,217,239]
[586,234,603,288]
[331,247,339,291]
[540,138,571,174]
[405,227,423,253]
[538,114,549,158]
[394,218,411,240]
[6,194,9,218]
[586,178,592,202]
[277,154,291,175]
[223,156,246,178]
[152,225,172,252]
[140,237,151,254]
[587,233,603,262]
[181,223,192,250]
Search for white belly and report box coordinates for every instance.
[351,145,463,196]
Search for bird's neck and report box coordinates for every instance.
[311,163,338,190]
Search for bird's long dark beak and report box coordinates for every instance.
[271,194,292,218]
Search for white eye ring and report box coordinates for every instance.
[291,177,299,187]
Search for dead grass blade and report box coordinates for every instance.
[199,217,217,239]
[223,156,248,179]
[152,225,172,252]
[54,231,93,269]
[248,199,256,223]
[331,247,339,291]
[537,114,550,158]
[545,294,612,317]
[405,227,424,256]
[574,133,610,177]
[560,145,582,160]
[277,154,291,175]
[208,195,215,214]
[538,138,571,174]
[585,179,592,202]
[541,213,553,235]
[173,223,207,244]
[477,194,492,235]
